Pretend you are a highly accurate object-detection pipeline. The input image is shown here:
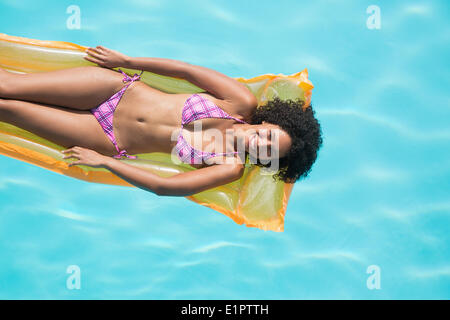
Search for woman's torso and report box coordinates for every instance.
[112,80,253,160]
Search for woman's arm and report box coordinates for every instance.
[62,145,244,197]
[85,46,257,107]
[103,157,244,197]
[127,56,257,106]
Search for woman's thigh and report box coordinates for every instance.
[0,98,117,155]
[0,66,126,110]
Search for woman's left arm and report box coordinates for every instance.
[62,147,244,196]
[105,158,244,196]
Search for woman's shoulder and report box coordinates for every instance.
[198,92,256,122]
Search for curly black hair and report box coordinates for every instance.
[251,96,323,183]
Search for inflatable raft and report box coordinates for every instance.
[0,33,313,232]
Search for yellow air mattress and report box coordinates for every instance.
[0,33,314,232]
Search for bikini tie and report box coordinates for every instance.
[121,70,144,83]
[113,149,138,159]
[112,69,143,160]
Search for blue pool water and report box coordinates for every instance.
[0,0,449,299]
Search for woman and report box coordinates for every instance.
[0,46,323,196]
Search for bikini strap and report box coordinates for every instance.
[113,149,138,159]
[118,68,144,84]
[108,136,137,159]
[182,94,249,126]
[227,115,247,124]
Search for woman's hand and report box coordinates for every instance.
[62,146,109,168]
[84,46,130,68]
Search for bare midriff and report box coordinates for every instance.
[111,81,249,157]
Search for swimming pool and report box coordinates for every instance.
[0,0,449,299]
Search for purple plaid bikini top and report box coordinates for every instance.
[175,93,248,164]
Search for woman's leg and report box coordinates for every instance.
[0,66,127,110]
[0,97,117,155]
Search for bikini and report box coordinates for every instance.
[91,69,248,163]
[175,93,248,164]
[90,68,143,159]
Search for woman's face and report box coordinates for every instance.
[242,122,292,161]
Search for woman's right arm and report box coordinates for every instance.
[85,46,256,106]
[85,46,193,78]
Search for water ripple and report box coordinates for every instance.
[191,241,252,253]
[319,108,450,141]
[407,266,450,279]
